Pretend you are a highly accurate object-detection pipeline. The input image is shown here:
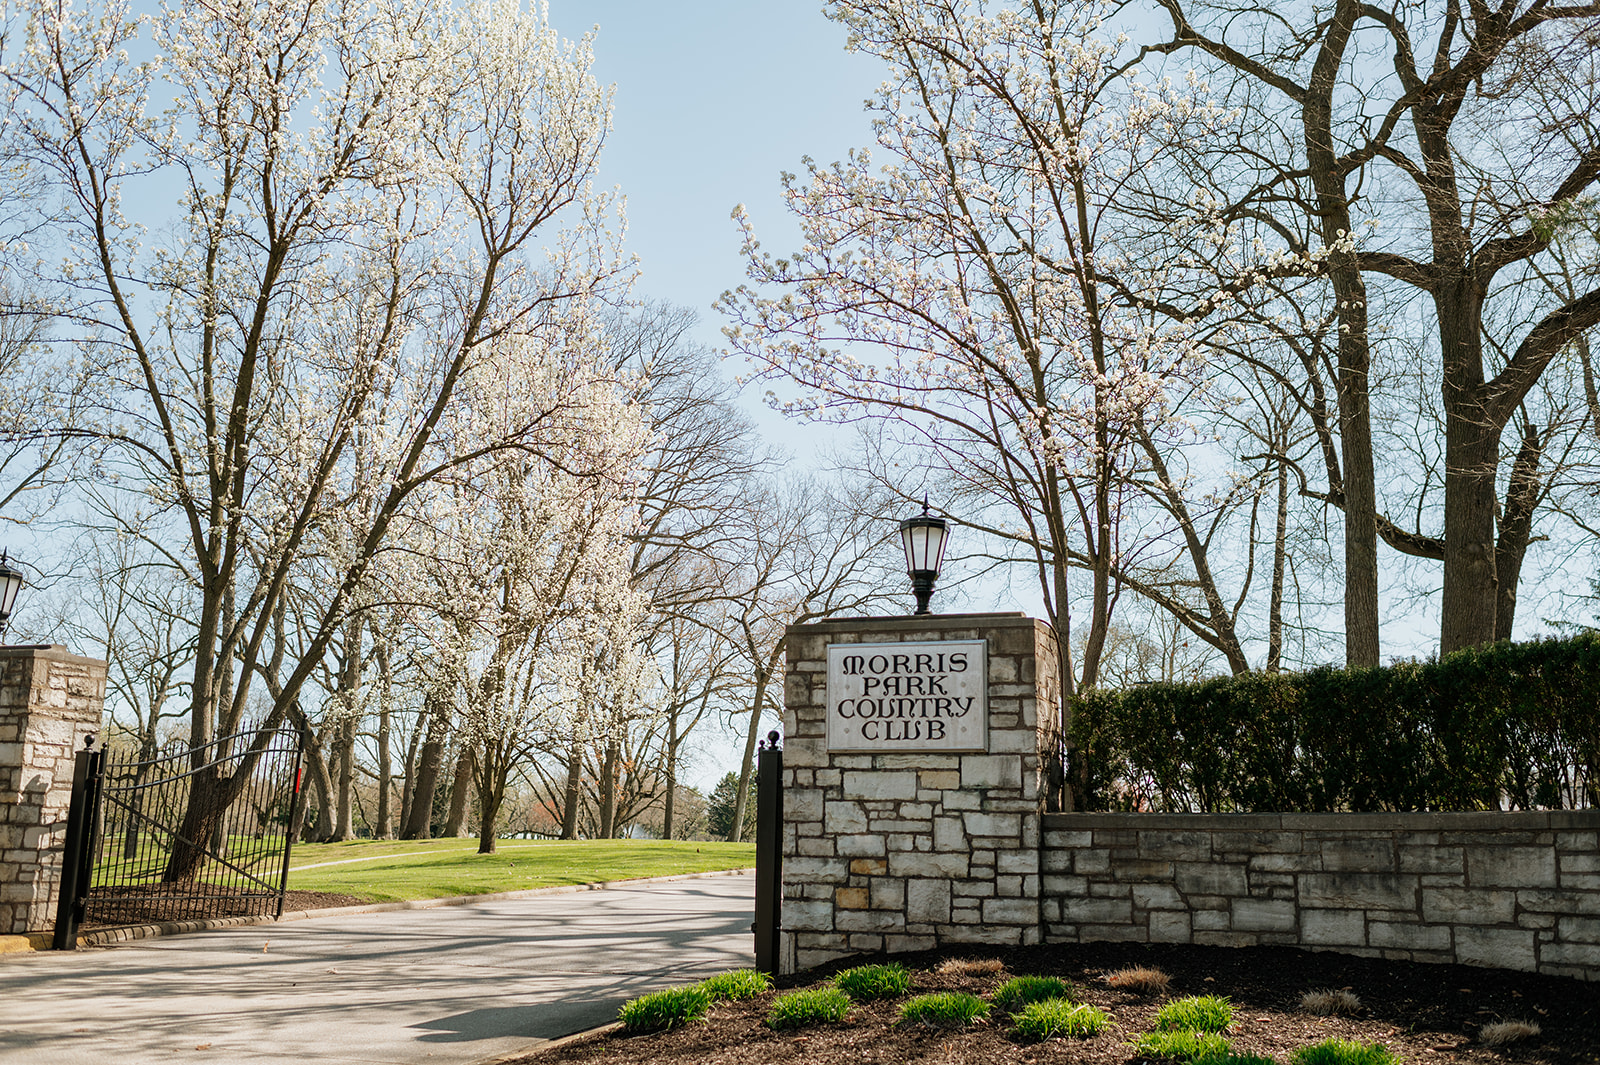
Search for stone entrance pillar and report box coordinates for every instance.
[779,612,1059,973]
[0,646,107,937]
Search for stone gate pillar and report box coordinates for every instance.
[779,612,1059,973]
[0,646,107,937]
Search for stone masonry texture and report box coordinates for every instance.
[1042,811,1600,982]
[780,612,1059,973]
[0,646,108,935]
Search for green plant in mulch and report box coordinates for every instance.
[992,974,1074,1014]
[1131,1028,1232,1061]
[1289,1038,1402,1065]
[766,987,852,1029]
[617,985,713,1032]
[898,991,991,1027]
[696,969,771,1002]
[1200,1055,1280,1065]
[1011,999,1110,1042]
[833,962,912,1001]
[1154,994,1235,1032]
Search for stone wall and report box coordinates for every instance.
[1043,811,1600,981]
[780,612,1059,973]
[0,646,108,935]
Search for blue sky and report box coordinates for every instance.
[544,3,887,382]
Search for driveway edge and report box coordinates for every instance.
[470,1022,623,1065]
[0,867,754,954]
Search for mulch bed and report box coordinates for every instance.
[519,941,1598,1064]
[83,886,369,928]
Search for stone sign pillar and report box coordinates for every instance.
[780,612,1059,973]
[0,646,107,937]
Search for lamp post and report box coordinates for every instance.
[899,500,949,615]
[0,552,24,642]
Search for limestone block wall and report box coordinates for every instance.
[780,612,1060,973]
[1043,811,1600,982]
[0,646,108,934]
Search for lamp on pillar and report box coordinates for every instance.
[899,499,948,615]
[0,552,24,642]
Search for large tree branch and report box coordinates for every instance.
[1486,286,1600,425]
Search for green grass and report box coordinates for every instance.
[1132,1029,1233,1061]
[1289,1039,1401,1065]
[283,839,754,902]
[766,988,852,1029]
[1011,999,1109,1041]
[617,985,712,1032]
[833,963,912,1001]
[993,974,1074,1013]
[1154,994,1235,1033]
[898,991,991,1027]
[697,969,771,1002]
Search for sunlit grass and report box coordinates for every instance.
[284,839,755,902]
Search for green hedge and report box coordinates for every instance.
[1069,634,1600,812]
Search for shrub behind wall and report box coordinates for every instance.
[1069,633,1600,812]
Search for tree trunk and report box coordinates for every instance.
[1267,454,1290,672]
[729,663,774,843]
[375,639,394,839]
[442,748,474,838]
[662,715,678,840]
[401,737,442,840]
[559,732,585,839]
[1439,380,1501,654]
[475,745,502,855]
[304,732,336,842]
[1494,419,1544,641]
[333,716,357,841]
[598,735,619,839]
[1304,0,1380,667]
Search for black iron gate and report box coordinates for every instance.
[753,728,783,974]
[54,728,305,949]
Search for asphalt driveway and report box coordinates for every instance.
[0,872,755,1065]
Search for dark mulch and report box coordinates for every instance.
[83,886,369,928]
[521,941,1598,1064]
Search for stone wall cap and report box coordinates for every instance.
[0,644,107,668]
[1043,810,1600,830]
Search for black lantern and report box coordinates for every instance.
[0,551,22,641]
[899,500,948,615]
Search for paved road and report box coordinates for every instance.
[0,873,755,1065]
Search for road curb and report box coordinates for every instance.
[1,867,754,954]
[470,1022,623,1065]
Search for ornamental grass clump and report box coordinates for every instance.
[1011,999,1110,1042]
[1106,965,1172,995]
[937,957,1005,976]
[993,975,1074,1013]
[617,985,712,1032]
[1479,1019,1540,1046]
[899,991,991,1028]
[1154,994,1234,1032]
[1300,988,1362,1016]
[697,969,771,1002]
[833,962,912,1001]
[1289,1038,1402,1065]
[1132,1029,1232,1061]
[766,987,851,1030]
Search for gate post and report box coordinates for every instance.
[0,646,107,941]
[753,729,783,974]
[52,740,103,950]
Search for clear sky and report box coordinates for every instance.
[544,2,888,380]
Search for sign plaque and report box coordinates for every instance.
[826,639,987,752]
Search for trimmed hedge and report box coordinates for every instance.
[1069,634,1600,812]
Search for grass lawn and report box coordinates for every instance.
[284,838,754,902]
